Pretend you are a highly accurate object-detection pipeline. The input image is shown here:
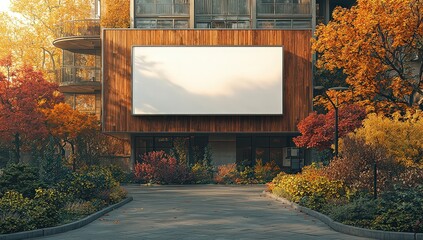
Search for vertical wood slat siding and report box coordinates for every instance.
[103,29,312,133]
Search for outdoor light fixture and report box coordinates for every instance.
[314,86,349,157]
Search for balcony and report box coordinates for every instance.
[53,19,101,51]
[257,3,311,16]
[57,66,101,93]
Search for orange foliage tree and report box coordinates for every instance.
[293,104,366,150]
[312,0,423,114]
[101,0,130,28]
[43,103,99,170]
[0,59,63,162]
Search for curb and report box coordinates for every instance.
[0,197,133,240]
[263,191,422,240]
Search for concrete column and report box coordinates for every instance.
[251,0,257,29]
[189,0,195,28]
[130,0,135,28]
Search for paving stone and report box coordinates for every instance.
[34,185,372,240]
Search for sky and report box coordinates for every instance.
[0,0,11,13]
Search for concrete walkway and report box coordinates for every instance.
[35,185,372,240]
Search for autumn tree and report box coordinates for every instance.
[43,103,99,170]
[0,59,63,163]
[313,0,423,114]
[101,0,130,28]
[352,111,423,167]
[293,104,366,150]
[1,0,92,80]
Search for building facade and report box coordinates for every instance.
[53,0,355,171]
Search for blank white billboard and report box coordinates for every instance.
[132,46,283,115]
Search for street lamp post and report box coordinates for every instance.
[314,86,348,158]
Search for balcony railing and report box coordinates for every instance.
[257,3,311,15]
[58,66,101,85]
[55,19,101,38]
[135,3,189,16]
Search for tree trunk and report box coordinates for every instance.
[13,133,21,163]
[71,142,76,171]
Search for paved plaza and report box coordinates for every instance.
[35,185,371,240]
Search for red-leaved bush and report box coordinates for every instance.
[134,151,191,184]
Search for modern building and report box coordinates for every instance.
[53,0,355,171]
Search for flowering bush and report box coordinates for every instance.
[134,151,191,184]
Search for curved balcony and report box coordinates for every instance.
[57,66,101,93]
[53,19,101,51]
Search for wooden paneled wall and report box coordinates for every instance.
[102,29,312,133]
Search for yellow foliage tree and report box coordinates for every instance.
[101,0,130,28]
[352,111,423,167]
[313,0,423,114]
[0,0,92,80]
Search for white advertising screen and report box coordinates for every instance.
[132,46,283,115]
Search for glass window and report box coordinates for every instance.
[275,20,292,28]
[196,22,210,28]
[63,50,73,66]
[257,20,274,28]
[135,0,189,16]
[157,20,173,28]
[292,19,311,28]
[174,20,189,28]
[64,94,75,108]
[195,0,251,29]
[75,94,96,113]
[270,148,283,167]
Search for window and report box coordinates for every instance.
[61,50,101,83]
[64,94,98,114]
[195,0,251,29]
[135,0,189,16]
[257,0,311,15]
[75,94,96,113]
[135,19,189,28]
[257,19,311,29]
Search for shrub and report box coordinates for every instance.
[59,166,119,201]
[214,163,240,184]
[237,166,257,184]
[254,160,281,184]
[106,164,130,183]
[108,186,128,204]
[0,163,45,198]
[325,136,404,193]
[328,186,423,233]
[63,200,97,220]
[0,191,33,233]
[134,151,191,184]
[29,188,66,228]
[372,186,423,232]
[271,164,351,211]
[191,162,214,184]
[328,195,378,228]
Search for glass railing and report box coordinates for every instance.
[58,66,101,85]
[135,3,189,16]
[257,3,311,15]
[55,19,101,38]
